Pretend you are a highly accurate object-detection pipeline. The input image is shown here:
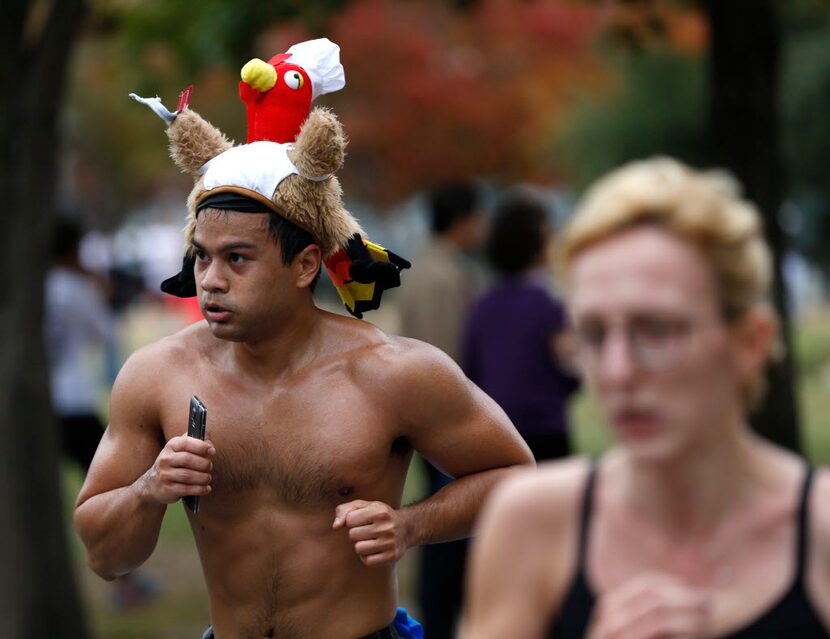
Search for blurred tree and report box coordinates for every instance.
[99,0,348,76]
[703,0,798,450]
[781,10,830,190]
[66,0,607,223]
[557,51,707,188]
[557,1,709,184]
[0,1,90,637]
[781,14,830,271]
[330,0,605,203]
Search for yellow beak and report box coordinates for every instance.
[240,58,277,92]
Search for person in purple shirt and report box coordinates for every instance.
[463,192,580,461]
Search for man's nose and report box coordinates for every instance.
[199,260,228,293]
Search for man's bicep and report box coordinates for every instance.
[424,385,532,478]
[400,347,532,478]
[77,352,165,505]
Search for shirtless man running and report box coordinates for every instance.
[74,95,532,638]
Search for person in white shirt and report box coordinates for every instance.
[46,218,157,610]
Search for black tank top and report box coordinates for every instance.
[549,464,829,638]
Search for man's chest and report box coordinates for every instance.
[158,372,408,506]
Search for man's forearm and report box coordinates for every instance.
[74,477,166,579]
[400,466,521,547]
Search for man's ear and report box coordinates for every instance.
[294,244,322,289]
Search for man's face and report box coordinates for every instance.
[567,226,743,461]
[191,209,298,342]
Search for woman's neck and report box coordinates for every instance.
[614,422,763,536]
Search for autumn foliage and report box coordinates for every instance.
[248,0,601,204]
[70,0,709,213]
[323,0,604,203]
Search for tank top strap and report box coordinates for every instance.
[795,464,815,580]
[576,460,598,566]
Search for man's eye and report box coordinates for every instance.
[229,253,246,264]
[194,250,207,261]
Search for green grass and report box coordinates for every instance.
[570,391,613,456]
[793,311,830,376]
[89,592,209,639]
[799,368,830,463]
[794,312,830,463]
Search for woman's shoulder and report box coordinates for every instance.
[810,465,830,553]
[483,456,594,532]
[754,443,830,577]
[470,456,595,615]
[805,464,830,626]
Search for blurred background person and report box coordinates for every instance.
[398,180,488,639]
[463,192,580,462]
[47,219,114,474]
[45,219,158,611]
[399,180,488,362]
[461,158,830,638]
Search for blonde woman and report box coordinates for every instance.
[461,158,830,639]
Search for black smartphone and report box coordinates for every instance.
[183,395,207,514]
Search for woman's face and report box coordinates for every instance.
[567,225,750,462]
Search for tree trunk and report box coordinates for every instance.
[704,0,800,451]
[0,1,90,636]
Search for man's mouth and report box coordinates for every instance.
[203,302,233,322]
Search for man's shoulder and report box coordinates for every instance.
[330,324,463,396]
[109,322,218,429]
[116,321,211,386]
[350,332,457,377]
[319,309,447,365]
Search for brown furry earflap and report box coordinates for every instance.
[275,107,362,256]
[273,174,363,258]
[287,107,345,178]
[168,110,233,176]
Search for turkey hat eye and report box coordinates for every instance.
[284,70,304,90]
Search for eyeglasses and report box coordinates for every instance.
[573,314,716,373]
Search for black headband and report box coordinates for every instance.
[197,191,274,214]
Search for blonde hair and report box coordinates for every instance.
[560,157,776,406]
